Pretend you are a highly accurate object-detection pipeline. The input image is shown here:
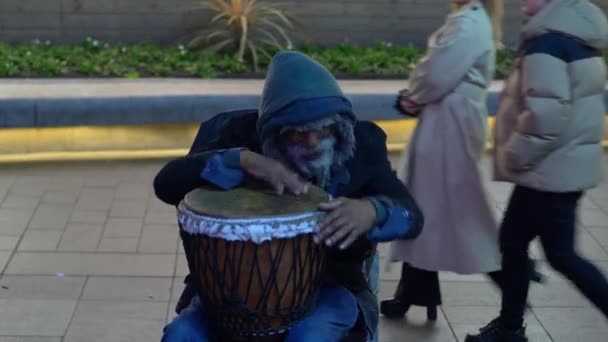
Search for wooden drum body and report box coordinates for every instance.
[177,184,328,340]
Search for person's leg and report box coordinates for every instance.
[366,251,380,342]
[487,258,544,292]
[465,186,537,342]
[539,191,608,318]
[367,250,380,296]
[285,285,359,342]
[497,186,539,330]
[162,298,214,342]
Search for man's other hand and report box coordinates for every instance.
[316,197,377,250]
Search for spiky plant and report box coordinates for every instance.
[189,0,296,70]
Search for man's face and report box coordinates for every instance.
[522,0,549,16]
[281,125,337,183]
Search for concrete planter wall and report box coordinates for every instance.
[2,0,607,47]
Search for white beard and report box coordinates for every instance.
[261,113,355,189]
[285,136,336,187]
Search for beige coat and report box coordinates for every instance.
[493,0,608,192]
[389,1,501,274]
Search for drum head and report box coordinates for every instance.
[183,182,329,219]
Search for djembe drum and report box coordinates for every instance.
[177,183,328,341]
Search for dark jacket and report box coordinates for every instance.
[154,109,423,292]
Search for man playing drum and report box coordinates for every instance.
[154,51,424,342]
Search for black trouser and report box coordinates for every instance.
[499,186,608,329]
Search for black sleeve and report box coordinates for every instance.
[153,151,218,206]
[361,122,424,239]
[153,110,257,206]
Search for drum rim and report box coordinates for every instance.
[177,202,325,243]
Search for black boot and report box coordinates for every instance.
[380,263,440,321]
[380,263,411,318]
[464,318,527,342]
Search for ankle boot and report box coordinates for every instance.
[380,263,411,318]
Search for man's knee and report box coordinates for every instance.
[162,320,199,342]
[286,285,359,341]
[162,303,210,342]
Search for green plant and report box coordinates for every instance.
[0,38,543,79]
[188,0,296,70]
[495,47,515,79]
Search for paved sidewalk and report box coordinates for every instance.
[0,154,607,341]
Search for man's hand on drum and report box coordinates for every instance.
[240,150,309,195]
[315,197,376,250]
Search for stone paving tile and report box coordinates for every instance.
[28,204,72,230]
[175,253,189,277]
[377,308,456,342]
[68,209,107,224]
[589,185,608,201]
[0,337,62,342]
[97,237,139,252]
[0,251,10,273]
[46,175,84,191]
[145,198,178,225]
[5,252,175,277]
[534,307,608,342]
[592,199,608,215]
[109,199,147,218]
[529,280,591,308]
[579,208,608,228]
[138,224,179,254]
[57,223,103,252]
[0,276,85,300]
[1,195,40,210]
[588,227,608,247]
[0,235,20,251]
[8,176,50,197]
[0,299,77,336]
[582,196,601,210]
[18,230,62,251]
[74,188,114,211]
[0,188,7,205]
[102,218,142,238]
[41,190,79,205]
[145,210,178,225]
[170,277,186,305]
[438,281,502,307]
[84,177,120,188]
[82,276,172,302]
[0,208,33,236]
[63,301,167,342]
[115,182,151,200]
[166,277,186,324]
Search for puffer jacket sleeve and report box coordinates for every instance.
[505,34,573,172]
[407,14,485,105]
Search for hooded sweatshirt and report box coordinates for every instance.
[493,0,608,192]
[256,51,357,179]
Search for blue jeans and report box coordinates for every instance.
[162,284,359,342]
[363,250,380,342]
